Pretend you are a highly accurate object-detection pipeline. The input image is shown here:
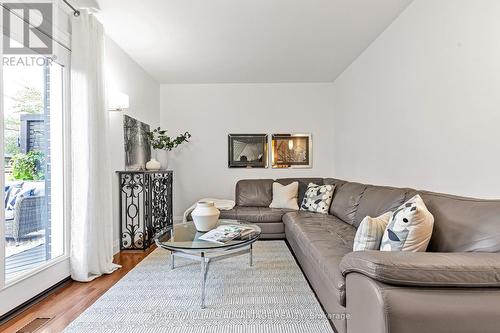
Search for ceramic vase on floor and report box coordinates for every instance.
[154,149,169,170]
[191,201,220,232]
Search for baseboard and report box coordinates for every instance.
[173,216,183,223]
[0,277,71,325]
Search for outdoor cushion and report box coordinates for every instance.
[5,210,14,220]
[4,185,12,209]
[6,188,34,211]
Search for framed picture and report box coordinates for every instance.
[228,134,268,168]
[271,133,312,168]
[123,115,151,171]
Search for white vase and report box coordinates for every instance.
[191,201,220,232]
[154,149,169,170]
[145,158,161,170]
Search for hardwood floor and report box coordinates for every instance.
[0,246,156,333]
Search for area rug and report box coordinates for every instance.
[64,241,334,333]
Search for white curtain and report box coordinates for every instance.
[70,11,120,282]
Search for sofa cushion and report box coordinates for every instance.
[330,182,367,226]
[276,178,324,205]
[420,191,500,253]
[283,211,356,305]
[218,207,290,236]
[220,206,293,223]
[353,185,407,227]
[324,178,347,192]
[218,208,239,220]
[284,211,353,242]
[235,179,273,207]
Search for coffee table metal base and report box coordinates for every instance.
[170,243,254,309]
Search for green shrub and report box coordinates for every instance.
[10,151,45,180]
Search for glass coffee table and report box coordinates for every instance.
[154,219,261,308]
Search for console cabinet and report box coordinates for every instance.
[116,170,173,250]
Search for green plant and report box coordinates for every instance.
[10,151,45,180]
[147,128,191,151]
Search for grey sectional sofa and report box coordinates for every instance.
[217,178,500,333]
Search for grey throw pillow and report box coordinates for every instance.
[300,183,335,214]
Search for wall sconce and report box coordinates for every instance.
[108,91,129,111]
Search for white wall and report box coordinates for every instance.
[332,0,500,199]
[160,83,335,218]
[105,37,160,252]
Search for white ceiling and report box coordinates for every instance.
[96,0,412,84]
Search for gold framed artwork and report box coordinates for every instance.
[271,134,312,169]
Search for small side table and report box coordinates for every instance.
[117,170,173,250]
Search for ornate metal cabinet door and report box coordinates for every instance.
[117,171,173,250]
[149,172,173,235]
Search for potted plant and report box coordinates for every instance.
[10,151,45,180]
[146,128,191,169]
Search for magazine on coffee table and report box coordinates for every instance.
[199,225,255,244]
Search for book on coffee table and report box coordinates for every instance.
[199,225,255,244]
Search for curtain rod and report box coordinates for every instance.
[63,0,80,17]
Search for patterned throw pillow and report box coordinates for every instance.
[4,185,12,209]
[300,183,335,214]
[353,212,392,251]
[380,195,434,252]
[6,188,35,211]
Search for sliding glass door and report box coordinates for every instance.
[2,54,66,282]
[0,10,71,314]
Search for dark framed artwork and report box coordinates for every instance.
[123,115,151,171]
[271,133,312,169]
[228,134,268,168]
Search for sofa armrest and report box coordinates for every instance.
[340,251,500,287]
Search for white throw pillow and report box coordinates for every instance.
[269,182,299,210]
[380,195,434,252]
[353,212,392,251]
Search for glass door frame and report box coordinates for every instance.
[0,41,72,317]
